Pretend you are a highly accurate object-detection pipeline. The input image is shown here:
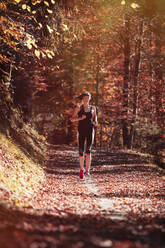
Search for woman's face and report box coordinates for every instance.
[82,95,90,105]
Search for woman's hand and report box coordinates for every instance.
[70,115,86,122]
[80,115,86,120]
[93,121,98,127]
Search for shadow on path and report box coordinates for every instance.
[46,145,152,168]
[0,146,165,248]
[0,204,165,248]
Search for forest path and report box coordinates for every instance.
[0,146,165,248]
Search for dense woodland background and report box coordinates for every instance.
[0,0,165,166]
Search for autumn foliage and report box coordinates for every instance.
[0,2,165,247]
[0,0,165,165]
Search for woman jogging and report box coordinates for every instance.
[70,92,98,179]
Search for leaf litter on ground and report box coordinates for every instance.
[0,143,165,248]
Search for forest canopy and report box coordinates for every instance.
[0,0,165,164]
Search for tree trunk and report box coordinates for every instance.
[122,15,131,148]
[95,59,99,107]
[66,49,74,144]
[148,18,154,120]
[154,17,163,126]
[153,17,165,167]
[100,121,103,147]
[94,54,100,147]
[130,19,144,149]
[0,62,13,137]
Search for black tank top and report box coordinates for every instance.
[78,105,94,132]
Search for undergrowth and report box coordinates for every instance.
[0,132,45,208]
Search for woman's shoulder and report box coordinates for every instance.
[78,104,84,110]
[75,105,83,112]
[74,104,81,109]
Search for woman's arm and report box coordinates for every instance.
[93,106,98,126]
[70,106,86,122]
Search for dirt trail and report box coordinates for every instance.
[0,146,165,248]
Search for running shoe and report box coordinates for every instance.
[84,170,90,176]
[80,169,84,180]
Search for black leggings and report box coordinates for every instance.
[78,129,94,156]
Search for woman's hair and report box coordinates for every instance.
[77,91,91,100]
[76,91,91,101]
[82,91,91,98]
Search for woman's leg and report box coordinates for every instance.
[79,156,84,170]
[78,131,85,170]
[85,128,95,172]
[85,153,91,172]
